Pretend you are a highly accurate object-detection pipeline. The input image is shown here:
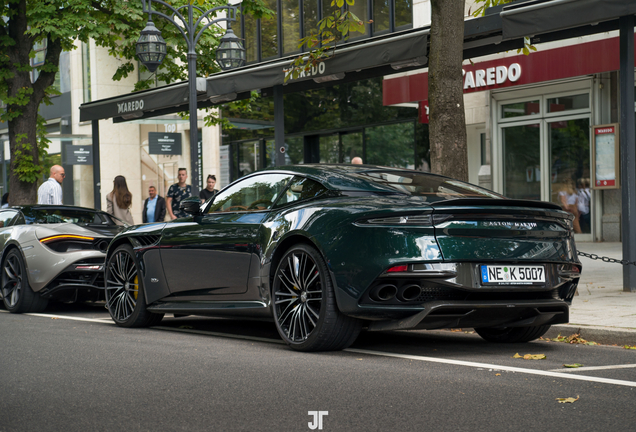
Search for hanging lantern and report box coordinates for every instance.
[216,28,246,71]
[136,21,167,73]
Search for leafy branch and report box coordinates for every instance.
[472,0,536,55]
[285,0,366,82]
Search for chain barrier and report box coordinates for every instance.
[577,250,636,267]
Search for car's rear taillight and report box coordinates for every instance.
[40,234,94,244]
[39,234,99,253]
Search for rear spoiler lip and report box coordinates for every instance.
[429,198,563,211]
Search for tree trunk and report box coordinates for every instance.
[4,0,61,205]
[428,0,468,182]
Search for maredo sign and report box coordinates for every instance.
[419,63,521,123]
[462,63,521,89]
[384,34,632,122]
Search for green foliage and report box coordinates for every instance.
[0,0,271,191]
[285,0,366,82]
[472,0,536,55]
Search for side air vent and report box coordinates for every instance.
[135,235,161,247]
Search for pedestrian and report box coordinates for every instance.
[351,156,363,164]
[199,174,219,203]
[166,167,192,219]
[1,192,9,208]
[577,178,591,233]
[558,178,581,233]
[106,175,134,226]
[37,165,65,204]
[143,185,166,223]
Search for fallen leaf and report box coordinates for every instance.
[513,353,523,358]
[523,354,546,360]
[450,329,462,332]
[556,395,580,403]
[563,363,584,368]
[51,317,59,320]
[495,373,501,376]
[552,333,597,345]
[624,345,636,350]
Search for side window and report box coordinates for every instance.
[273,177,328,208]
[207,173,293,213]
[0,210,18,228]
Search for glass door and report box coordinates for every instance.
[548,117,591,235]
[501,122,541,201]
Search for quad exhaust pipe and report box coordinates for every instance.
[370,284,423,302]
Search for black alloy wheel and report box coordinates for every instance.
[475,325,552,343]
[105,244,163,327]
[272,244,362,351]
[1,248,48,313]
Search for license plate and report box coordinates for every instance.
[480,265,545,285]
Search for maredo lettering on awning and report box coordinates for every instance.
[384,34,635,123]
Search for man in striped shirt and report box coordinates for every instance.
[37,165,65,205]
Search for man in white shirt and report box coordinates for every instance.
[37,165,65,205]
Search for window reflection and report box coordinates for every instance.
[395,0,413,29]
[261,0,278,59]
[502,124,541,200]
[373,0,390,34]
[282,0,300,54]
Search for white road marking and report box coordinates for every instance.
[549,364,636,373]
[152,326,285,345]
[345,348,636,388]
[26,313,115,324]
[5,311,636,388]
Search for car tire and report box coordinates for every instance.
[1,248,48,313]
[105,244,163,327]
[475,325,551,343]
[272,243,362,352]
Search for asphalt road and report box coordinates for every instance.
[1,303,635,432]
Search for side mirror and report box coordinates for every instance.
[180,196,203,216]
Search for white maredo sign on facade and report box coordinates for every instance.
[462,63,522,90]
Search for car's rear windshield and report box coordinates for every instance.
[351,170,504,202]
[25,209,117,225]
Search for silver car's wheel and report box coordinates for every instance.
[272,244,361,351]
[105,244,163,327]
[2,249,48,313]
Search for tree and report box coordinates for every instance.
[428,0,468,181]
[0,0,270,205]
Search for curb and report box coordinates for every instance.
[545,324,636,346]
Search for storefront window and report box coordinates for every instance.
[348,0,368,38]
[303,0,319,42]
[238,141,261,177]
[243,12,259,62]
[319,135,340,163]
[82,42,91,103]
[341,132,363,162]
[395,0,413,29]
[261,0,278,59]
[366,122,415,168]
[502,124,541,200]
[282,0,300,54]
[547,94,589,113]
[501,100,540,119]
[373,0,390,34]
[549,118,591,233]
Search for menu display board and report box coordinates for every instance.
[592,124,619,190]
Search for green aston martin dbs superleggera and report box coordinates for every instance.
[104,165,581,351]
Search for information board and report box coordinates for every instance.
[149,132,182,155]
[64,144,93,165]
[592,124,619,190]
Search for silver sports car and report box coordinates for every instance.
[0,205,125,313]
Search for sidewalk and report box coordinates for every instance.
[544,242,636,345]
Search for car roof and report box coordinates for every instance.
[259,164,456,193]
